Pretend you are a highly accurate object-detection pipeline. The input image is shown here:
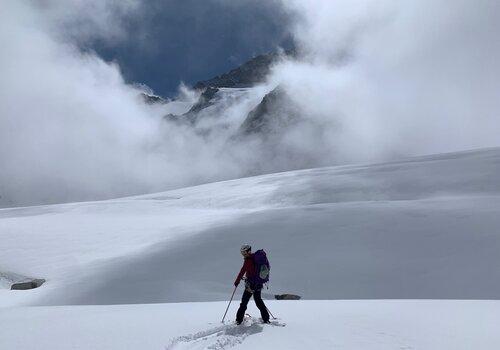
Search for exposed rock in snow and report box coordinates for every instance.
[182,86,220,122]
[11,278,45,290]
[139,92,167,105]
[238,85,301,135]
[163,87,263,133]
[0,271,45,290]
[274,294,301,300]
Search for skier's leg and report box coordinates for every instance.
[236,290,252,324]
[253,289,270,322]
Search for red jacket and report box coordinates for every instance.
[235,254,256,285]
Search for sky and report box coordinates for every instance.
[90,0,293,97]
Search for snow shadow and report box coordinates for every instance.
[32,149,500,305]
[43,195,500,305]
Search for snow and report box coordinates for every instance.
[2,148,500,348]
[1,300,499,350]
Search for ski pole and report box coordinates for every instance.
[221,285,237,323]
[266,306,277,320]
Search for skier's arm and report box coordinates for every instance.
[234,263,246,286]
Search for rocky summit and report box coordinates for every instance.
[193,51,291,90]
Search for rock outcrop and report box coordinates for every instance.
[238,85,301,135]
[1,271,46,290]
[11,278,46,290]
[275,294,301,300]
[140,92,167,104]
[183,87,220,121]
[193,49,294,90]
[164,49,297,128]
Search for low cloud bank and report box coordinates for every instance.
[0,1,272,207]
[273,0,500,160]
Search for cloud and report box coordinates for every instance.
[0,0,271,207]
[2,0,500,207]
[0,1,179,206]
[33,0,141,44]
[272,0,500,159]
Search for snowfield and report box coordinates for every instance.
[1,300,499,350]
[2,148,500,348]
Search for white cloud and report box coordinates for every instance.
[33,0,141,44]
[0,0,273,207]
[2,0,499,207]
[274,0,500,159]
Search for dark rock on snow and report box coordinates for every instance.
[11,278,46,290]
[186,87,220,114]
[239,85,301,135]
[140,92,167,104]
[275,294,301,300]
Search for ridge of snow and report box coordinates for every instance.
[1,147,500,307]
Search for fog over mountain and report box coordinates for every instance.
[1,0,499,207]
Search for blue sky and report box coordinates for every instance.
[92,0,292,98]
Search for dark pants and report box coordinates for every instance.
[236,288,270,323]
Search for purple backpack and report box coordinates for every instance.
[251,249,270,285]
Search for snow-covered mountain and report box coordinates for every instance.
[148,49,347,184]
[193,50,295,90]
[2,148,500,348]
[160,50,298,137]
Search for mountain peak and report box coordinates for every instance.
[193,49,295,90]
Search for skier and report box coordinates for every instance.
[234,244,270,324]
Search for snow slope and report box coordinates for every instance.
[2,148,500,306]
[1,300,499,350]
[2,148,500,348]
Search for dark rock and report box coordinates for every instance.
[186,87,219,114]
[162,88,220,125]
[239,85,301,135]
[163,49,297,127]
[11,278,46,290]
[193,50,295,90]
[168,49,296,126]
[275,294,301,300]
[140,92,166,105]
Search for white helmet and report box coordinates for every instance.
[240,244,251,253]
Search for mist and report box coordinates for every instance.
[0,0,277,207]
[1,0,499,207]
[273,0,500,160]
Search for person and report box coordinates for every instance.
[234,244,270,324]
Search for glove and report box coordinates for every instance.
[234,281,239,287]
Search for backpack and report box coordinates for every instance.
[251,249,270,285]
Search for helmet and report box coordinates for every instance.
[240,244,251,253]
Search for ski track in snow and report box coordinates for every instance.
[166,317,285,350]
